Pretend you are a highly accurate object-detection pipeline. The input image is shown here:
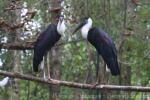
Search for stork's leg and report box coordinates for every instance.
[91,52,100,88]
[90,71,100,89]
[47,52,51,80]
[43,54,49,80]
[48,64,51,80]
[91,62,107,89]
[40,59,46,79]
[43,65,46,80]
[91,75,100,89]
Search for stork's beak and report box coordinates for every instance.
[73,21,86,34]
[59,17,64,24]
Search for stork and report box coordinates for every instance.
[73,17,120,76]
[33,15,66,72]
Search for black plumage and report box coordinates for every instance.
[88,27,120,75]
[33,24,61,72]
[73,17,120,76]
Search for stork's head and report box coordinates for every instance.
[73,17,92,34]
[57,15,66,35]
[58,15,64,24]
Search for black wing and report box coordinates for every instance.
[88,27,120,75]
[33,24,61,72]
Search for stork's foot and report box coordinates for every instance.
[32,72,40,77]
[48,76,52,81]
[14,72,20,75]
[91,82,99,89]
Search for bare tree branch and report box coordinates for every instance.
[0,42,34,50]
[0,70,150,92]
[0,39,84,50]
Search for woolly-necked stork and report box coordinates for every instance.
[33,15,66,72]
[73,17,120,76]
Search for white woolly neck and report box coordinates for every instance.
[81,18,92,39]
[57,19,66,35]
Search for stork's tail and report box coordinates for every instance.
[109,59,120,76]
[33,54,39,72]
[110,64,120,76]
[33,50,44,72]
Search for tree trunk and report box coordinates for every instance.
[49,47,61,100]
[119,0,136,100]
[12,51,21,100]
[122,0,136,99]
[49,0,61,100]
[11,1,22,100]
[100,0,110,99]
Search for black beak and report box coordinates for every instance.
[73,21,86,34]
[60,17,63,24]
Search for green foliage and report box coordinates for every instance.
[0,0,150,99]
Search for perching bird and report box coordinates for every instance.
[33,15,66,72]
[73,17,120,76]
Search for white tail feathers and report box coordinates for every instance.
[105,64,110,72]
[0,77,9,87]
